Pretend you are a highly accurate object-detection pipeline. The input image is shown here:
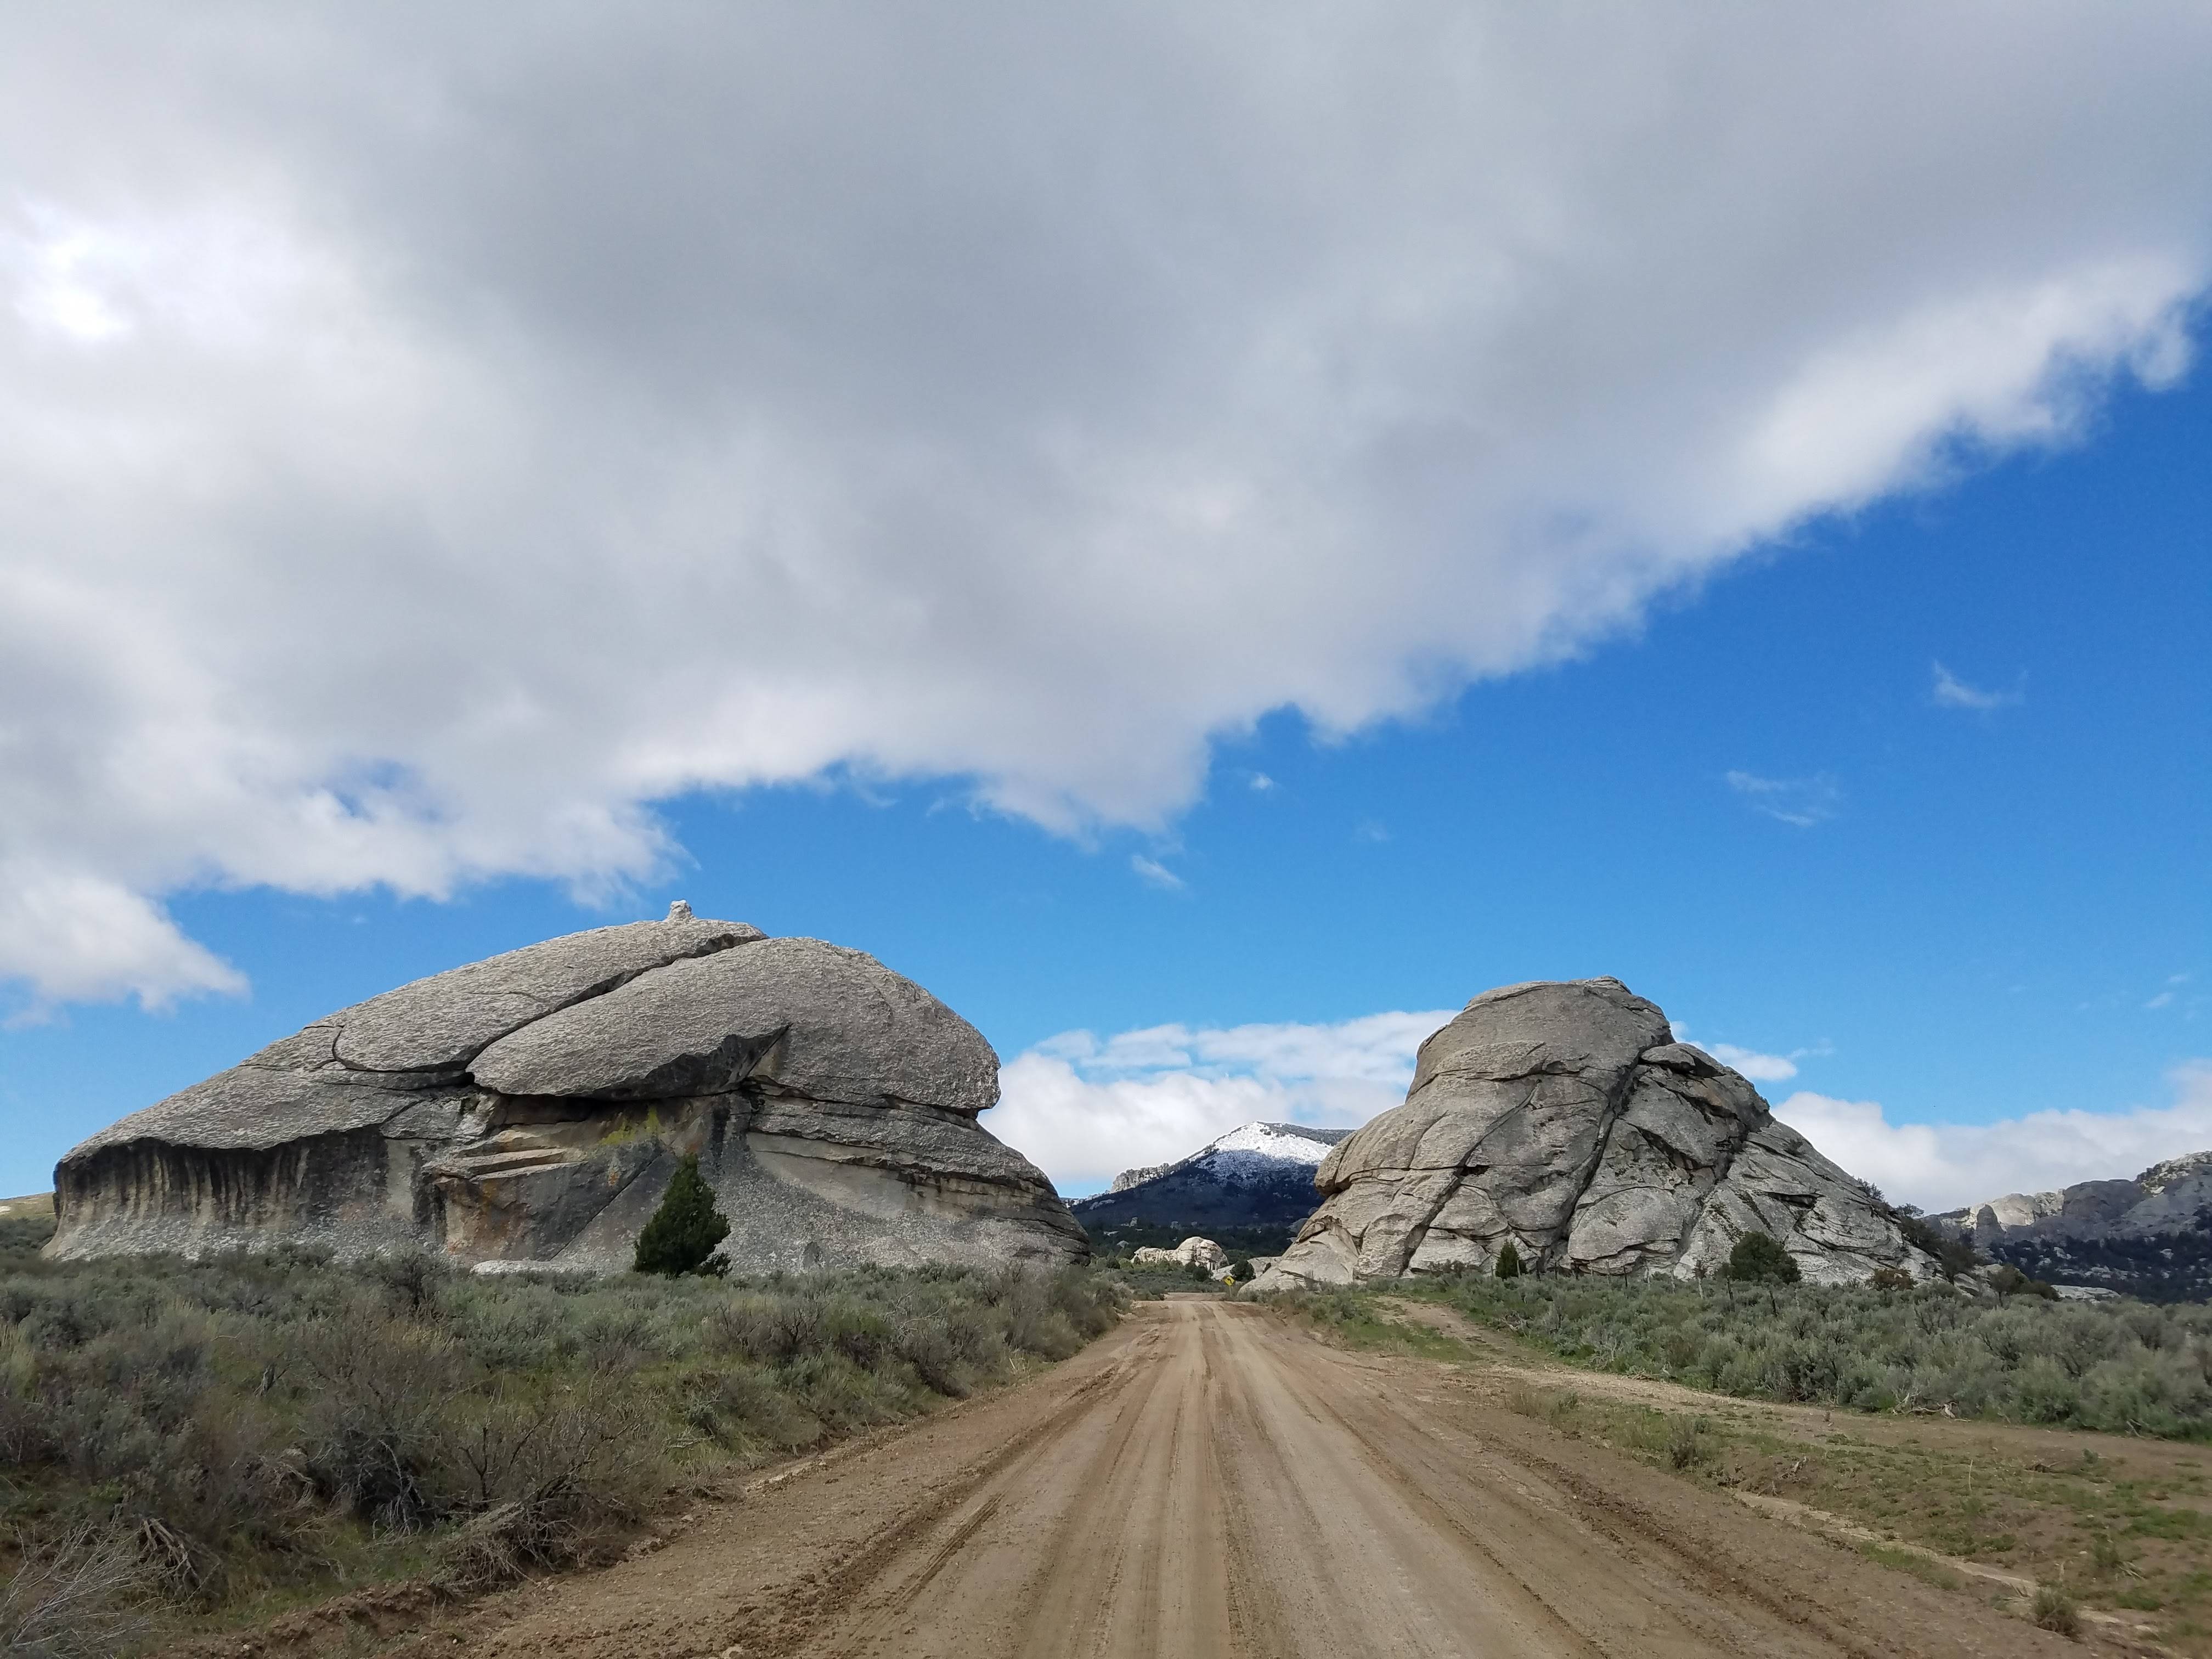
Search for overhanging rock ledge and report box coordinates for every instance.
[50,905,1086,1273]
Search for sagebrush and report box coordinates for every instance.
[1295,1275,2212,1437]
[0,1242,1120,1647]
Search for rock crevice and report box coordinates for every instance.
[1254,978,1936,1290]
[50,907,1085,1274]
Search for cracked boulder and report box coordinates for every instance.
[1252,978,1936,1291]
[49,905,1086,1273]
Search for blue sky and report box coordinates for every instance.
[7,365,2204,1205]
[2,9,2209,1208]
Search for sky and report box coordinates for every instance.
[2,5,2208,1211]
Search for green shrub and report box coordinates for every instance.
[631,1155,731,1277]
[684,1363,821,1453]
[0,1210,56,1257]
[1722,1233,1801,1285]
[1398,1271,2212,1437]
[1496,1240,1523,1279]
[1988,1263,2059,1301]
[0,1249,1124,1643]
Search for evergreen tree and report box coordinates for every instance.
[633,1153,732,1276]
[1494,1239,1523,1279]
[1721,1232,1801,1285]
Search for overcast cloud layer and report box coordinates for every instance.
[998,1015,2212,1211]
[6,5,2212,1006]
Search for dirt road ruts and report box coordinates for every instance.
[380,1300,2087,1659]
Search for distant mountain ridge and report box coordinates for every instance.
[1105,1121,1352,1192]
[1934,1151,2212,1302]
[1074,1121,1352,1242]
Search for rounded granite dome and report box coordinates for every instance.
[51,906,1082,1274]
[1256,977,1937,1291]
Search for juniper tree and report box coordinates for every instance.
[633,1153,732,1277]
[1722,1231,1800,1285]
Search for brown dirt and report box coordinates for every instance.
[1381,1293,2203,1650]
[293,1299,2126,1659]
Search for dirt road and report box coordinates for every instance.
[384,1300,2085,1659]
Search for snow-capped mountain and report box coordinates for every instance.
[1072,1121,1353,1242]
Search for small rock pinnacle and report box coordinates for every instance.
[668,899,693,921]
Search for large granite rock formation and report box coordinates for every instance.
[49,906,1086,1273]
[1252,979,1937,1291]
[1933,1153,2212,1301]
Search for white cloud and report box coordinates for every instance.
[0,865,245,1021]
[2148,972,2194,1012]
[5,8,2212,1005]
[1932,662,2027,710]
[997,1009,1453,1192]
[1128,854,1185,891]
[1777,1062,2212,1212]
[1248,772,1277,793]
[1702,1042,1799,1085]
[1726,770,1841,827]
[996,1003,2212,1211]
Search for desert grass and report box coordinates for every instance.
[0,1230,1121,1652]
[1494,1380,2209,1640]
[1385,1273,2212,1438]
[1287,1281,2212,1651]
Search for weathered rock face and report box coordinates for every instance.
[49,907,1086,1273]
[1933,1152,2212,1301]
[1938,1153,2212,1247]
[1131,1237,1229,1272]
[1252,979,1937,1291]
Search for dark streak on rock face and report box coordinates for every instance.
[1255,978,1939,1291]
[49,907,1087,1276]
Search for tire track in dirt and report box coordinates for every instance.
[1206,1309,1611,1658]
[1268,1327,1848,1656]
[803,1320,1177,1658]
[369,1299,2093,1659]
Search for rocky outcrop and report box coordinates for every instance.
[1934,1153,2212,1302]
[1938,1153,2212,1247]
[49,906,1086,1274]
[1073,1122,1351,1238]
[1132,1237,1229,1272]
[1252,979,1937,1291]
[1109,1164,1171,1194]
